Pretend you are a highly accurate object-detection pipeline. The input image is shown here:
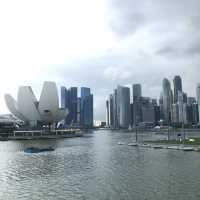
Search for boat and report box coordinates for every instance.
[118,142,125,145]
[140,144,151,148]
[152,145,163,149]
[24,147,54,153]
[166,146,180,150]
[128,143,138,147]
[182,147,194,152]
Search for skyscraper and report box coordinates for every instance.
[61,87,77,126]
[171,103,179,124]
[113,89,118,128]
[61,86,68,109]
[81,87,93,128]
[82,94,93,128]
[132,84,142,125]
[173,75,182,103]
[196,83,200,123]
[109,94,114,128]
[162,78,173,124]
[133,84,142,99]
[106,100,109,127]
[68,87,78,125]
[117,86,130,128]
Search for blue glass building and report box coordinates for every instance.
[60,86,77,126]
[81,87,93,128]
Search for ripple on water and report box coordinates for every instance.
[0,131,200,200]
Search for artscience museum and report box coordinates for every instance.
[5,82,68,127]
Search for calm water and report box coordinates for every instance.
[0,130,200,200]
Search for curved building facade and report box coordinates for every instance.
[5,81,68,127]
[162,78,173,124]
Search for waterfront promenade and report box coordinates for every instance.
[0,129,82,140]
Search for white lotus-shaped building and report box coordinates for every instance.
[4,81,68,127]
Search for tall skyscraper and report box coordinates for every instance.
[109,94,114,128]
[196,83,200,123]
[117,86,130,128]
[132,84,142,125]
[61,87,77,126]
[171,103,179,124]
[82,94,93,128]
[178,91,187,124]
[69,87,78,125]
[106,100,110,127]
[81,87,93,128]
[162,78,173,124]
[173,75,182,103]
[61,86,68,109]
[77,97,81,126]
[141,98,156,124]
[133,84,142,99]
[113,89,118,128]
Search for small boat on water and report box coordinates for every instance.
[182,147,194,152]
[128,143,138,147]
[24,147,54,153]
[152,145,163,149]
[118,142,125,145]
[166,146,180,150]
[141,144,151,148]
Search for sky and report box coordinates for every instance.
[0,0,200,120]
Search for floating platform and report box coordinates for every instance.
[24,147,55,153]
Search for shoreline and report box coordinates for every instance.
[0,129,83,141]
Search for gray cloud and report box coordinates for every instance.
[16,0,200,121]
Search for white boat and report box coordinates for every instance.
[167,146,179,150]
[128,143,138,147]
[118,142,125,145]
[140,144,151,148]
[182,147,194,151]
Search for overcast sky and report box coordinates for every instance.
[0,0,200,120]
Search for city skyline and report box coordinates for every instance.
[107,75,200,128]
[0,0,200,121]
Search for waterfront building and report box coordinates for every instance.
[113,89,119,128]
[60,87,78,126]
[5,82,68,127]
[130,103,133,126]
[192,103,199,124]
[82,94,93,128]
[187,97,196,105]
[132,84,142,125]
[173,75,182,103]
[67,87,78,125]
[61,86,68,108]
[81,87,93,128]
[106,100,110,127]
[154,106,161,125]
[196,83,200,123]
[183,92,187,103]
[162,78,173,124]
[171,103,179,124]
[141,100,155,124]
[133,84,142,99]
[117,86,130,128]
[140,97,159,124]
[109,94,114,128]
[159,92,164,121]
[77,97,81,126]
[178,91,188,124]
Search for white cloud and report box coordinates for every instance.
[0,0,200,120]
